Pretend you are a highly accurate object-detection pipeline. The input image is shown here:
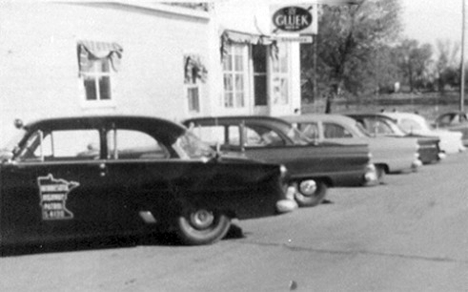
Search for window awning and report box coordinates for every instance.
[77,40,123,75]
[221,30,272,45]
[220,30,278,61]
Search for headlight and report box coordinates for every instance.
[299,180,317,196]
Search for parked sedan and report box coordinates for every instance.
[433,111,468,146]
[346,113,444,164]
[183,116,377,208]
[383,112,466,154]
[0,115,294,248]
[282,114,421,181]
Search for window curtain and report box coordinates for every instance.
[184,55,208,84]
[77,40,123,76]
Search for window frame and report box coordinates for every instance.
[271,42,290,105]
[186,85,201,113]
[77,41,121,108]
[81,58,112,101]
[222,44,248,109]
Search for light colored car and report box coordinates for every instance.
[282,114,422,181]
[383,112,466,154]
[433,111,468,146]
[346,113,445,164]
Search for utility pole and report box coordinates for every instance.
[461,0,466,111]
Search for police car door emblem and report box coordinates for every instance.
[37,174,80,220]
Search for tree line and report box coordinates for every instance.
[301,0,463,112]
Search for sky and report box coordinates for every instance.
[401,0,463,47]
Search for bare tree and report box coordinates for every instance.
[391,38,434,93]
[301,0,402,113]
[435,39,460,93]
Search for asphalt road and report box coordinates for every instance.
[1,152,468,292]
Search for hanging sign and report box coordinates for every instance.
[270,4,318,36]
[271,35,313,43]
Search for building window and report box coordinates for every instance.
[184,55,207,113]
[253,45,268,106]
[187,86,200,112]
[223,44,246,108]
[271,42,289,105]
[77,41,123,103]
[83,59,111,101]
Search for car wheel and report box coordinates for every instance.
[294,179,327,207]
[175,208,231,245]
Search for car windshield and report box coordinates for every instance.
[176,131,216,159]
[387,121,407,135]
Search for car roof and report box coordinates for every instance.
[184,115,293,129]
[24,115,186,143]
[281,113,358,125]
[345,112,397,121]
[382,112,423,120]
[436,111,467,117]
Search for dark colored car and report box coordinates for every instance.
[0,115,294,248]
[433,111,468,146]
[346,113,444,165]
[183,116,376,208]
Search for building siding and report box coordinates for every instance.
[0,1,302,142]
[0,2,210,140]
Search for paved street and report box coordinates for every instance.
[1,153,468,291]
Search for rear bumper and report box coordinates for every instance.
[361,163,379,186]
[276,186,298,213]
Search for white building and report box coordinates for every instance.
[0,1,302,141]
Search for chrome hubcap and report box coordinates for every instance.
[190,209,214,229]
[299,180,317,196]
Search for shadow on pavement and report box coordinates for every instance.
[0,224,246,257]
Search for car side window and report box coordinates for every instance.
[298,123,319,139]
[107,129,169,160]
[323,123,352,138]
[189,125,225,146]
[438,114,453,126]
[244,127,264,146]
[244,126,285,147]
[19,129,101,161]
[227,126,240,146]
